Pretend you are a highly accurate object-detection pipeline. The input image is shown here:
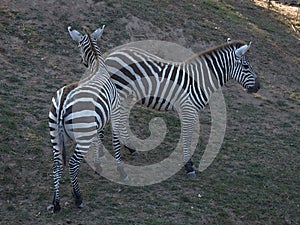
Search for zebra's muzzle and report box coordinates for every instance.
[247,78,260,93]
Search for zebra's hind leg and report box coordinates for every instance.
[118,103,138,156]
[125,145,139,156]
[52,158,63,212]
[69,148,84,209]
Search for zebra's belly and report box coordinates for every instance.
[119,84,186,112]
[139,96,175,111]
[120,94,178,112]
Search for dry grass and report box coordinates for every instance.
[0,0,299,224]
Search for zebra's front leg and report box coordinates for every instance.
[181,107,197,177]
[119,97,138,156]
[69,149,84,209]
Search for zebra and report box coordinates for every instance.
[48,25,127,213]
[104,40,260,176]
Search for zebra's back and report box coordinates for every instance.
[106,48,191,111]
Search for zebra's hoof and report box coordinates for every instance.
[130,150,139,156]
[192,164,197,171]
[52,203,61,213]
[184,159,196,176]
[120,173,129,181]
[73,193,83,209]
[95,163,103,175]
[122,175,129,182]
[76,202,84,209]
[187,171,196,178]
[98,155,107,163]
[75,198,84,209]
[117,165,128,181]
[125,146,138,156]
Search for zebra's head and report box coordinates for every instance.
[68,25,105,68]
[231,42,260,93]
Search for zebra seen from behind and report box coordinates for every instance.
[105,40,260,176]
[48,25,127,213]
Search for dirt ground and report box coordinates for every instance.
[0,0,299,224]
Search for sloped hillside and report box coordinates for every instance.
[0,0,299,224]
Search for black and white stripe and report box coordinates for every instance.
[48,25,127,213]
[105,40,260,176]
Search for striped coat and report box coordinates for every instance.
[49,26,127,213]
[105,40,260,176]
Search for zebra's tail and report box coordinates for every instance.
[58,122,66,166]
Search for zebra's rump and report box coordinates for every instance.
[49,84,114,143]
[63,93,111,128]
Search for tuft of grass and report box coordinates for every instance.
[1,0,300,224]
[7,75,22,83]
[276,99,288,107]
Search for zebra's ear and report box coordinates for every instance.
[91,25,105,40]
[68,26,83,42]
[235,42,251,58]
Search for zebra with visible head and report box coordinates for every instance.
[48,25,127,213]
[105,40,260,176]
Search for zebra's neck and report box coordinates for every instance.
[183,46,234,100]
[81,34,109,79]
[78,57,108,86]
[89,58,101,74]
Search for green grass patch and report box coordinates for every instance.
[1,0,300,224]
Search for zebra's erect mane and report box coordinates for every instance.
[185,40,247,62]
[79,27,104,82]
[83,27,100,61]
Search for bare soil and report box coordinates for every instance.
[0,0,299,224]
